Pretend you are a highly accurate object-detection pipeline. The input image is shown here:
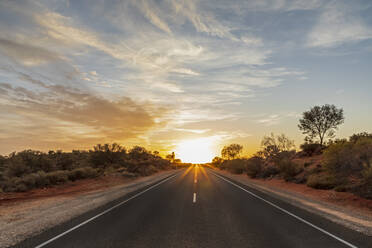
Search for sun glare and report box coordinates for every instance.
[176,138,216,163]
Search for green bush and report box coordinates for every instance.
[306,174,341,189]
[0,144,174,192]
[222,159,246,174]
[1,177,28,192]
[300,143,324,156]
[323,138,372,186]
[46,170,69,185]
[351,167,372,199]
[277,159,302,181]
[246,157,263,178]
[68,167,99,181]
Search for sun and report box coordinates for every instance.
[176,137,216,163]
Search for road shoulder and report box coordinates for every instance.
[209,168,372,236]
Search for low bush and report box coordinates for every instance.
[300,143,324,156]
[306,174,342,189]
[351,167,372,199]
[260,166,279,178]
[68,167,99,181]
[324,138,372,178]
[222,159,246,174]
[46,170,69,185]
[277,159,302,181]
[22,172,49,189]
[246,157,263,178]
[122,171,138,178]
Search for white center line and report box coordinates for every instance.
[193,193,197,203]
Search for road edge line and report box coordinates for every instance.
[209,170,358,248]
[35,172,179,248]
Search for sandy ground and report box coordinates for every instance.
[0,169,178,248]
[211,168,372,236]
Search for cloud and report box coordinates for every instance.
[0,0,315,154]
[173,128,211,134]
[0,39,62,66]
[0,73,167,152]
[257,114,281,126]
[256,112,300,126]
[133,0,172,34]
[170,0,231,38]
[307,3,372,47]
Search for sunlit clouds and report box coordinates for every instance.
[1,0,372,158]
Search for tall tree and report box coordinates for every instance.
[298,104,344,145]
[221,144,243,160]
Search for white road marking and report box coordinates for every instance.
[35,173,179,248]
[210,171,358,248]
[193,193,197,203]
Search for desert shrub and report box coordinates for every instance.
[68,167,99,181]
[34,171,50,187]
[4,156,30,178]
[351,167,372,199]
[246,156,264,178]
[90,143,126,169]
[349,132,372,143]
[46,170,69,185]
[259,133,295,160]
[324,138,372,178]
[136,164,158,176]
[277,159,302,181]
[1,177,29,192]
[152,158,171,170]
[0,143,172,192]
[306,174,342,189]
[211,157,224,167]
[260,166,279,178]
[300,143,324,156]
[122,171,138,178]
[221,159,246,174]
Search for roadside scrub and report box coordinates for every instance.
[0,144,177,192]
[211,132,372,200]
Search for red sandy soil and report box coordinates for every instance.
[250,177,372,216]
[0,175,134,206]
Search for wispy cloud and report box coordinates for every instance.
[307,2,372,47]
[2,0,369,154]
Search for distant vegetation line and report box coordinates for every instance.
[211,104,372,200]
[0,144,183,192]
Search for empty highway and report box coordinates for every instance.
[15,166,371,248]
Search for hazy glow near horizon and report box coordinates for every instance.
[176,138,216,163]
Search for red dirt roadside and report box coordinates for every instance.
[250,177,372,216]
[214,169,372,217]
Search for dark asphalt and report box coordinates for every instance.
[15,166,371,248]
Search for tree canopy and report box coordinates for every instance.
[298,104,344,145]
[221,144,243,160]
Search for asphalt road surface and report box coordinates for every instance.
[15,166,371,248]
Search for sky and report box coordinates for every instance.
[0,0,372,162]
